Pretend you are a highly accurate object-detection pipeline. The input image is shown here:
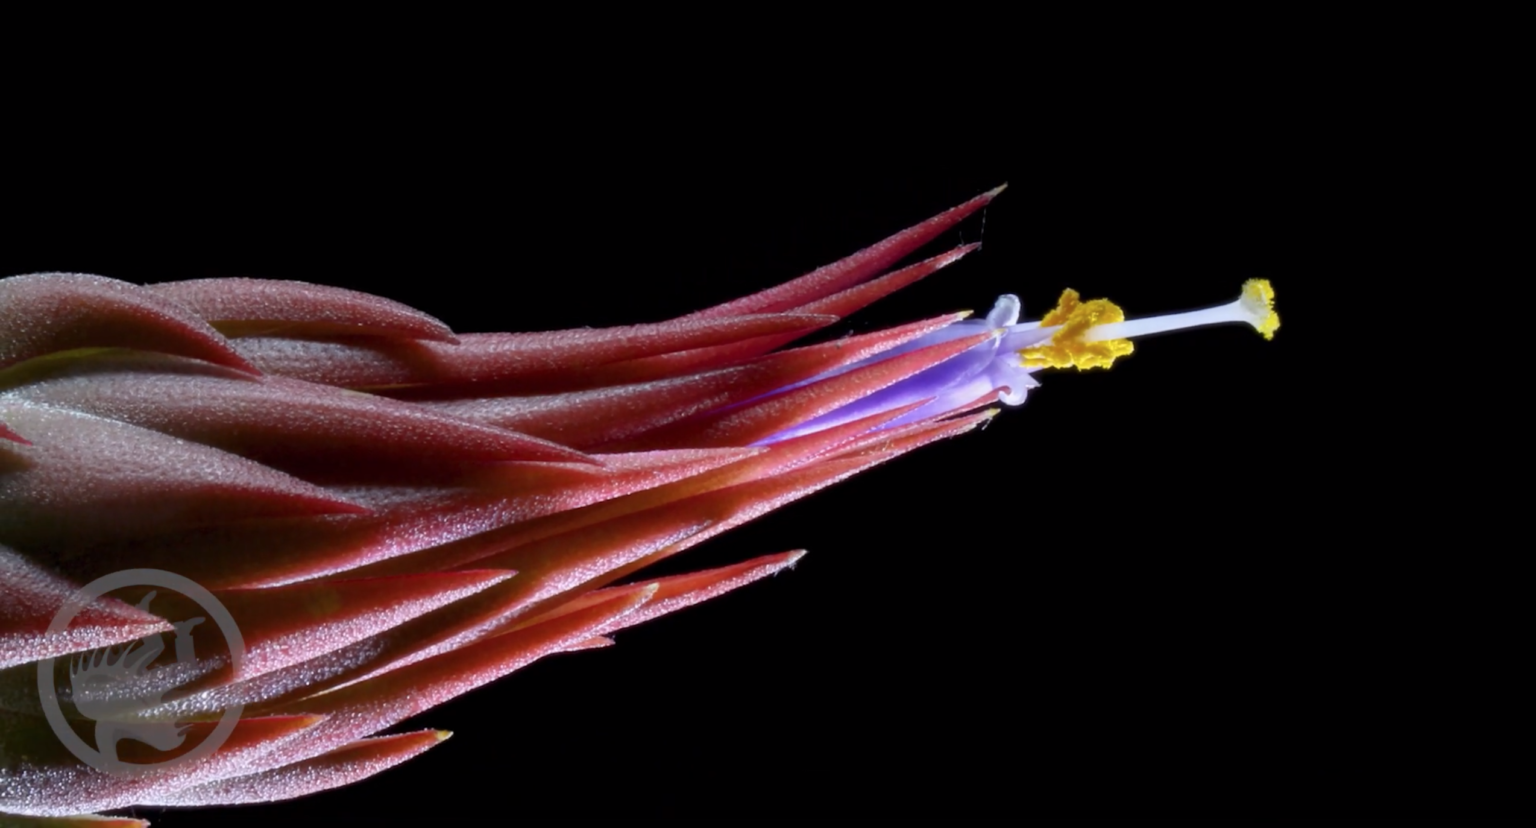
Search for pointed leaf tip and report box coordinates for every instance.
[149,278,461,343]
[0,421,30,445]
[0,815,155,826]
[0,272,256,374]
[563,635,616,651]
[0,401,370,562]
[142,728,454,807]
[1,544,175,670]
[547,549,818,639]
[685,189,1005,320]
[776,246,982,324]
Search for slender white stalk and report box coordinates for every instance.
[1084,280,1278,342]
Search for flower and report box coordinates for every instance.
[760,277,1278,443]
[0,186,1276,824]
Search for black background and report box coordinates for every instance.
[2,33,1496,824]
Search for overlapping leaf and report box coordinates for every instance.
[0,187,1008,822]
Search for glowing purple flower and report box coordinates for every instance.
[762,279,1278,443]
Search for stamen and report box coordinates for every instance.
[1018,289,1135,370]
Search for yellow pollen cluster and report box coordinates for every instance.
[1243,278,1280,340]
[1019,289,1134,370]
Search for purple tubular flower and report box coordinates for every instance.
[758,278,1279,444]
[755,295,1049,444]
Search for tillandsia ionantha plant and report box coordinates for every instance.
[0,185,1277,825]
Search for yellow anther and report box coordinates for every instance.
[1019,289,1134,370]
[1242,279,1280,340]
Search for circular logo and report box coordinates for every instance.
[36,569,245,777]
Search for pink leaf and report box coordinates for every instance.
[145,729,452,806]
[534,550,808,636]
[0,545,172,670]
[0,812,154,826]
[149,278,460,343]
[231,312,836,391]
[5,352,594,475]
[224,589,655,780]
[0,401,365,560]
[0,273,254,374]
[0,712,325,816]
[682,185,1003,318]
[139,571,517,690]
